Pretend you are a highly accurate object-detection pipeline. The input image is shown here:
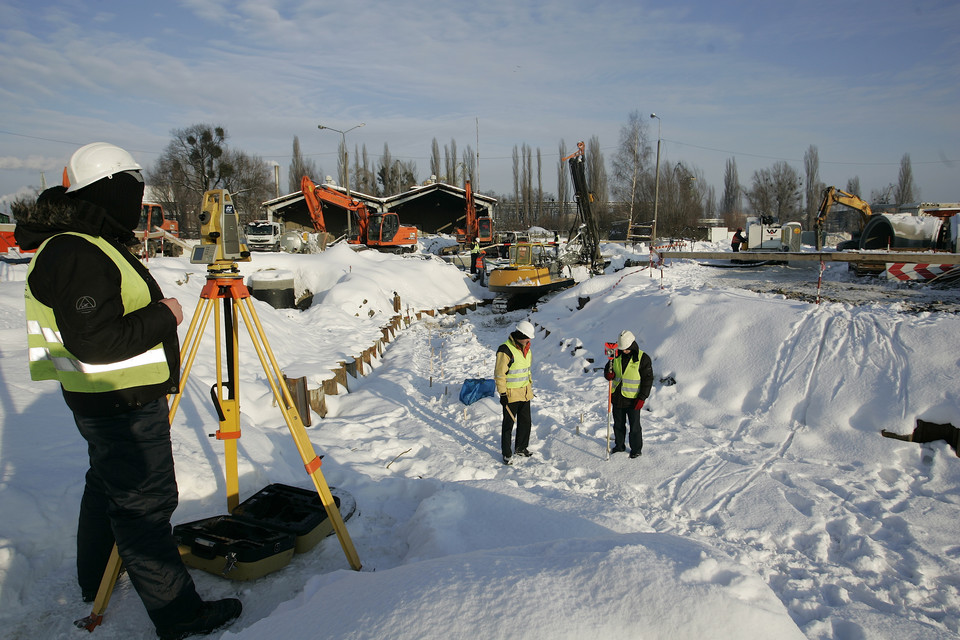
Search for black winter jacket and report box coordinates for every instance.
[16,187,180,417]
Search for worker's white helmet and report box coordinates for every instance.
[63,142,142,193]
[516,320,535,340]
[617,330,636,350]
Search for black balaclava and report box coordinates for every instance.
[71,171,144,232]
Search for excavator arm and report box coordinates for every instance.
[300,175,328,233]
[300,175,369,241]
[816,186,873,250]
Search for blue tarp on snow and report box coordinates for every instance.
[459,379,497,405]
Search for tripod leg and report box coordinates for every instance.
[73,544,122,631]
[220,297,242,511]
[236,297,362,570]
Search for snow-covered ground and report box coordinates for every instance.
[1,239,958,639]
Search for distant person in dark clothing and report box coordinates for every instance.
[475,249,487,285]
[731,228,746,252]
[603,330,654,458]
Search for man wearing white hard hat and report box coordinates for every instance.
[15,142,241,639]
[494,320,536,465]
[603,330,654,458]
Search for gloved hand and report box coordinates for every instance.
[634,398,645,411]
[604,361,615,381]
[500,394,509,407]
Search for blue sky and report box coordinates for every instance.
[1,0,958,212]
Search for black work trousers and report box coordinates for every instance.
[612,405,643,454]
[74,397,201,625]
[501,400,532,458]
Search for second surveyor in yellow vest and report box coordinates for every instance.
[603,329,654,458]
[494,320,535,465]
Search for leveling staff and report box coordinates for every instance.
[15,142,241,640]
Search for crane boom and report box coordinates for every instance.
[563,141,604,273]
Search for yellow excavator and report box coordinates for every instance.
[815,186,873,250]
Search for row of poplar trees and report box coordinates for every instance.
[145,120,919,241]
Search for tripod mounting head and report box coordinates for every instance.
[190,189,251,266]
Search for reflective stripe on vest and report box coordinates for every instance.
[613,350,645,398]
[25,232,170,392]
[502,340,532,389]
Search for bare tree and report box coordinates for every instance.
[512,145,520,225]
[536,148,543,224]
[610,111,653,225]
[523,144,535,225]
[148,124,234,238]
[720,158,742,226]
[289,136,321,192]
[461,146,476,186]
[430,138,441,181]
[220,149,274,224]
[360,144,375,194]
[443,138,458,185]
[846,176,862,198]
[378,143,393,196]
[746,161,802,223]
[585,136,608,227]
[803,145,822,228]
[557,140,569,231]
[894,153,916,204]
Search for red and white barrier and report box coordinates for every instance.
[885,263,956,281]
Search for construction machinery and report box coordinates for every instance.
[455,179,493,248]
[815,187,873,250]
[487,242,574,313]
[562,141,605,274]
[133,202,183,257]
[300,176,417,253]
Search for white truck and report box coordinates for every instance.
[245,220,282,252]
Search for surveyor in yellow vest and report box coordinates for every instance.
[15,142,240,639]
[603,330,654,458]
[494,320,535,465]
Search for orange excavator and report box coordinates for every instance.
[300,176,418,252]
[455,179,493,248]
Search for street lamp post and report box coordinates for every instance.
[317,122,365,236]
[650,114,661,247]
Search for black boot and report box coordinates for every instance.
[156,598,242,640]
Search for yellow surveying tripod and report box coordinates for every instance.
[76,190,361,631]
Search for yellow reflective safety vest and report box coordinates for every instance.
[502,340,532,389]
[25,232,170,392]
[612,351,646,399]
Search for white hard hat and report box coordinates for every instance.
[617,330,636,350]
[516,320,535,340]
[63,142,142,193]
